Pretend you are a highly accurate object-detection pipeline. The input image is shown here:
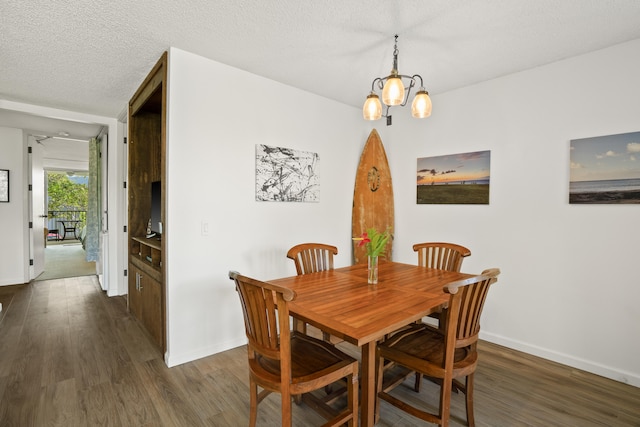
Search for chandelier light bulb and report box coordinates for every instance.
[411,89,432,118]
[363,92,382,120]
[382,73,405,106]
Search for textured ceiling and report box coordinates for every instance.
[2,0,640,120]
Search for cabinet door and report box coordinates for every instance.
[140,274,163,348]
[128,264,142,319]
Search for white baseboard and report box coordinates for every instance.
[480,331,640,388]
[164,337,247,368]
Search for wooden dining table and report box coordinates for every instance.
[269,260,473,426]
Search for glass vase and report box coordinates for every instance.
[367,255,378,285]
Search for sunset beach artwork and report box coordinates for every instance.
[570,132,640,204]
[417,150,491,204]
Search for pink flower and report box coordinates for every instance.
[357,232,371,247]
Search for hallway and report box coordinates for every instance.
[0,276,253,426]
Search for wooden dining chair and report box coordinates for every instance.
[376,268,500,427]
[412,242,471,329]
[376,268,500,426]
[286,243,338,341]
[287,243,337,275]
[413,242,471,272]
[412,242,472,390]
[229,271,358,427]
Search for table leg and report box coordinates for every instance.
[361,341,376,427]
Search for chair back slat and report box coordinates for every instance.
[413,242,471,272]
[287,243,337,275]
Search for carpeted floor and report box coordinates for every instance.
[36,242,96,281]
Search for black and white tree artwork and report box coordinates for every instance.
[255,145,320,202]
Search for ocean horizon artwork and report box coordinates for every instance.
[570,131,640,204]
[417,150,491,204]
[255,144,320,202]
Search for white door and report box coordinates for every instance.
[97,133,109,290]
[30,138,46,278]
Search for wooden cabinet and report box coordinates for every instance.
[128,260,163,347]
[127,52,167,352]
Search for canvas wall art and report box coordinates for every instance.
[0,169,8,202]
[417,150,491,204]
[255,144,320,202]
[569,131,640,204]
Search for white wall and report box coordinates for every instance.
[165,48,366,366]
[383,38,640,386]
[165,41,640,386]
[0,127,29,286]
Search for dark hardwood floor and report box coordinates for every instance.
[0,276,638,426]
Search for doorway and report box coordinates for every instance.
[31,132,104,282]
[37,170,95,281]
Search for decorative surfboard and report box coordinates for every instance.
[352,129,395,264]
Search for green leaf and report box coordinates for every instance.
[365,227,391,258]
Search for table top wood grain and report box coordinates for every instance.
[273,261,468,346]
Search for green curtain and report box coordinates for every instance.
[85,137,100,261]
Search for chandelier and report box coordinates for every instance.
[363,35,432,126]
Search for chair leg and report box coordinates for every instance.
[465,374,475,427]
[439,374,453,427]
[375,349,385,423]
[320,331,334,395]
[414,372,423,392]
[282,391,292,427]
[322,327,334,395]
[249,378,258,427]
[347,370,358,427]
